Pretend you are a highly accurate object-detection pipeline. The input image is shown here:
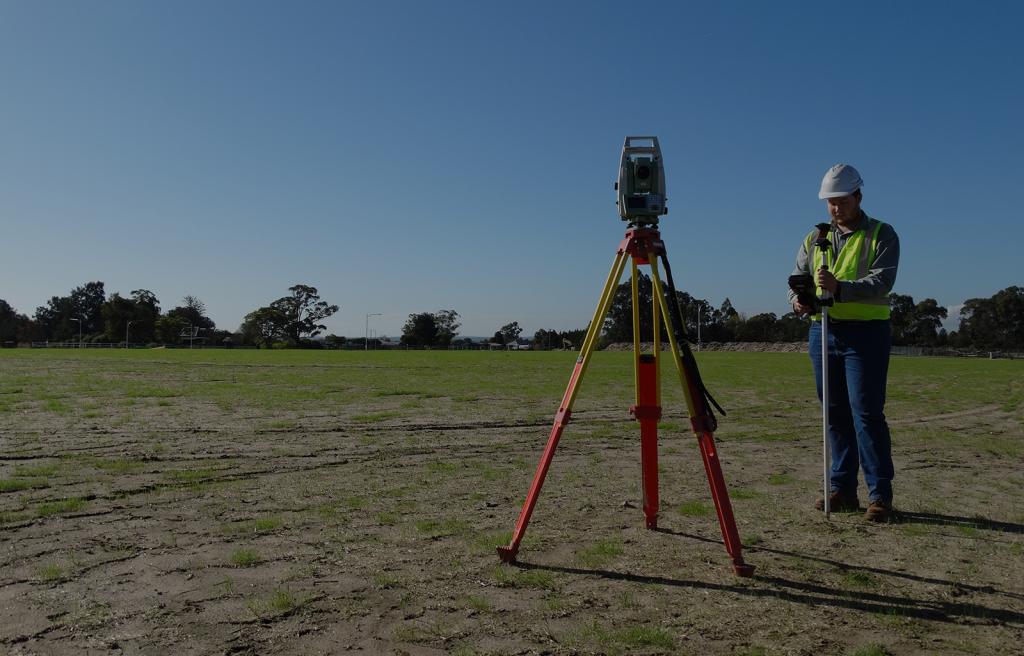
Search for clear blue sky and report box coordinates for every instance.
[2,1,1021,338]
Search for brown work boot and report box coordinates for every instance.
[865,500,893,523]
[815,491,860,513]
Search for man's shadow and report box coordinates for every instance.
[894,511,1024,535]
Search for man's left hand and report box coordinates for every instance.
[816,269,839,295]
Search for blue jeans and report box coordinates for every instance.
[809,319,894,503]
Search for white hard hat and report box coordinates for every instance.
[818,163,863,199]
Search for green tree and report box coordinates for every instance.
[735,312,778,342]
[155,315,188,344]
[240,306,288,348]
[776,311,810,341]
[909,298,947,346]
[957,286,1024,350]
[888,293,916,345]
[532,328,559,350]
[433,309,461,347]
[270,285,339,345]
[101,293,137,343]
[34,281,106,341]
[129,289,161,343]
[0,299,29,345]
[498,321,523,345]
[401,312,439,346]
[168,295,216,332]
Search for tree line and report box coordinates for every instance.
[0,282,338,348]
[1,280,1021,350]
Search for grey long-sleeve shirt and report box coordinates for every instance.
[788,212,900,308]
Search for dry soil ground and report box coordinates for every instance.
[1,349,1021,655]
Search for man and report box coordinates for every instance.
[789,164,900,522]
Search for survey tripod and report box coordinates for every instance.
[497,225,755,577]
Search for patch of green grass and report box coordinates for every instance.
[575,538,624,568]
[493,566,556,590]
[260,419,297,430]
[37,497,86,517]
[730,488,761,500]
[842,571,877,588]
[253,516,282,532]
[0,511,29,525]
[768,473,795,485]
[848,645,891,656]
[742,534,763,547]
[569,620,675,652]
[677,500,712,517]
[13,463,59,477]
[0,478,49,493]
[424,461,458,474]
[416,518,470,538]
[376,511,398,525]
[229,548,259,567]
[37,563,64,582]
[617,625,675,650]
[956,524,979,538]
[736,647,768,656]
[269,588,296,612]
[343,496,367,510]
[465,594,491,612]
[44,398,71,414]
[470,461,507,481]
[374,572,402,589]
[899,523,929,537]
[468,529,512,555]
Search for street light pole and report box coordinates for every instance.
[365,313,381,351]
[125,320,135,349]
[70,317,82,348]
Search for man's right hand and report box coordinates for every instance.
[793,300,814,315]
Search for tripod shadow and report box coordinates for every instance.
[514,557,1024,626]
[508,526,1024,626]
[653,526,1024,602]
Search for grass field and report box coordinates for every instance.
[1,348,1022,655]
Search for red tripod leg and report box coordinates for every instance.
[631,354,661,529]
[497,249,629,563]
[496,380,576,563]
[693,424,755,577]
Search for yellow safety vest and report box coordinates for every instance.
[806,219,890,321]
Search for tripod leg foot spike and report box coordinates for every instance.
[496,546,518,564]
[733,562,755,577]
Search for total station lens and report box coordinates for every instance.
[636,165,651,180]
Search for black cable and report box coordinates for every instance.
[658,253,726,418]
